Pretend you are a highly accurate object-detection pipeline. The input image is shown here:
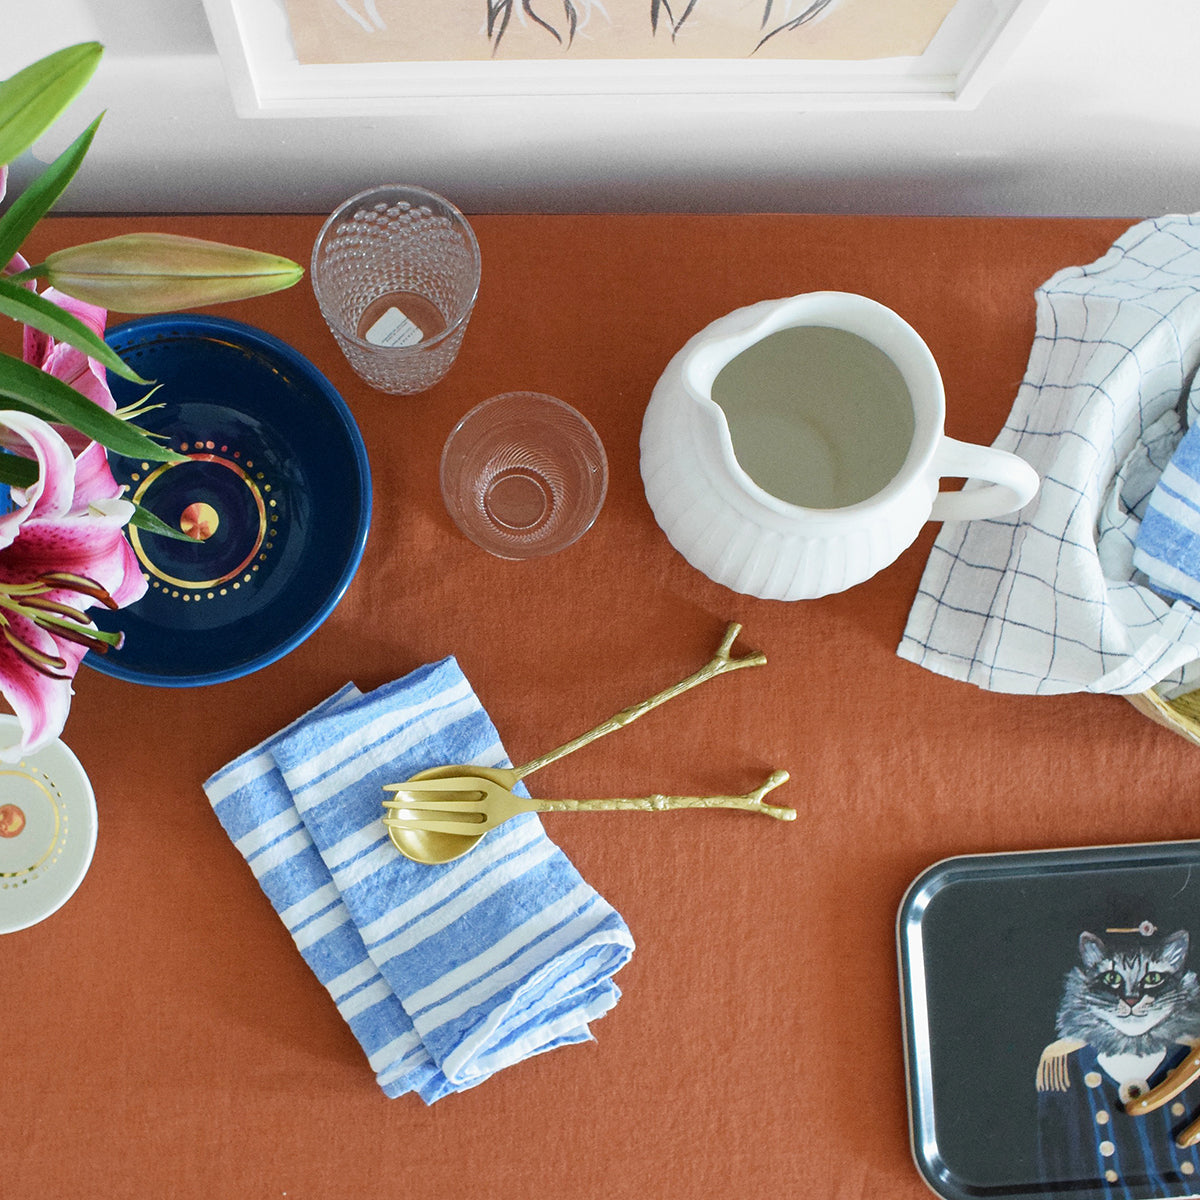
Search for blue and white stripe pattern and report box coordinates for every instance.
[899,214,1200,696]
[204,658,634,1102]
[1133,420,1200,607]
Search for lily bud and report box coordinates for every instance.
[37,233,304,312]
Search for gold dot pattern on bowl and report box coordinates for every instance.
[125,439,278,602]
[0,762,68,888]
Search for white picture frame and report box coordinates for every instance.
[200,0,1050,117]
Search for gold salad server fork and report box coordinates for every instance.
[384,770,794,858]
[382,623,792,864]
[1125,1045,1200,1146]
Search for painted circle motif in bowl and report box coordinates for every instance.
[88,314,371,686]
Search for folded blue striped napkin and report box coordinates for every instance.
[203,657,634,1102]
[1134,421,1200,607]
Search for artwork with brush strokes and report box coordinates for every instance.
[282,0,958,65]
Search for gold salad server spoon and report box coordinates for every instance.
[382,623,790,864]
[1125,1044,1200,1146]
[384,770,794,860]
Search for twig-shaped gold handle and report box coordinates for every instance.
[532,771,794,821]
[1126,1042,1200,1145]
[1126,1045,1200,1118]
[514,623,766,780]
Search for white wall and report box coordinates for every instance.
[3,0,1198,218]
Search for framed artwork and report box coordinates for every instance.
[200,0,1050,116]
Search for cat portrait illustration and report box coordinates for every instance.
[1036,924,1200,1196]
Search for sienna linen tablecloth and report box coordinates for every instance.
[203,658,634,1102]
[899,213,1200,697]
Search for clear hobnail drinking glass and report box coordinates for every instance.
[311,185,481,395]
[440,392,608,559]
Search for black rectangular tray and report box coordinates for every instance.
[898,841,1200,1200]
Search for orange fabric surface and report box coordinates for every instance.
[7,212,1194,1198]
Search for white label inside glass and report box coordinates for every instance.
[363,306,425,348]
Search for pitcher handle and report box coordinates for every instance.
[929,437,1040,522]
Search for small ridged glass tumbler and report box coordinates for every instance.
[311,185,481,395]
[440,393,608,559]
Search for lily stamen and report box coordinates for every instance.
[37,571,120,609]
[18,595,94,625]
[0,623,70,679]
[0,573,123,665]
[35,616,123,654]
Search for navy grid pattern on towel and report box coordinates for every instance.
[204,658,634,1102]
[899,214,1200,696]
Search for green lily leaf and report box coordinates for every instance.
[13,233,304,312]
[128,502,193,542]
[0,351,184,463]
[0,452,192,541]
[0,42,103,167]
[0,447,37,489]
[0,277,150,385]
[0,113,102,268]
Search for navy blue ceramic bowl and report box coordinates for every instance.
[88,314,371,687]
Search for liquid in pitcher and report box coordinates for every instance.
[711,325,914,509]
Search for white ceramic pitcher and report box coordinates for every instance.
[639,292,1039,600]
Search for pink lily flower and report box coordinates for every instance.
[17,288,125,503]
[2,170,114,425]
[23,286,117,421]
[0,409,145,760]
[17,287,124,512]
[0,230,146,756]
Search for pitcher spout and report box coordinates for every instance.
[679,295,814,400]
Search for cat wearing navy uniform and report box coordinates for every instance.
[1037,924,1200,1196]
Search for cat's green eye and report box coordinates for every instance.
[1143,971,1165,987]
[1102,970,1123,989]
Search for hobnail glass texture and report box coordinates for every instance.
[440,392,608,559]
[312,185,480,395]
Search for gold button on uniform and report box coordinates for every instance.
[1182,1162,1195,1176]
[1099,1141,1116,1157]
[1096,1110,1110,1125]
[1085,1072,1103,1088]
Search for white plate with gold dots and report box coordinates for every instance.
[0,715,97,934]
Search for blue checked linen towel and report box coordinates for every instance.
[203,657,634,1102]
[899,214,1200,698]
